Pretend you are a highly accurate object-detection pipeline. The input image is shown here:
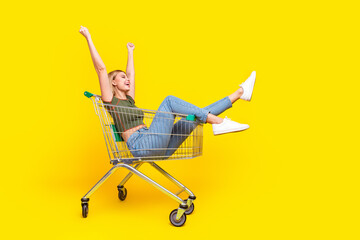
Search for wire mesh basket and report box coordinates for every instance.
[85,91,203,164]
[82,91,200,226]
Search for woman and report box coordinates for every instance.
[79,26,256,157]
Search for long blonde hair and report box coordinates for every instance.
[107,70,125,96]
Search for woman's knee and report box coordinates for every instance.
[165,95,176,102]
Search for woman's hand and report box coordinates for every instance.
[79,26,91,39]
[127,42,135,51]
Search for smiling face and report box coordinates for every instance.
[112,71,130,92]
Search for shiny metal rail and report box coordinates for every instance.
[82,162,192,205]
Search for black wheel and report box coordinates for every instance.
[185,203,194,215]
[118,187,127,201]
[169,209,186,227]
[82,203,88,218]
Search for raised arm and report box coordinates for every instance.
[79,26,112,102]
[126,43,135,100]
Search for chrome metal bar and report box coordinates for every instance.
[82,164,122,199]
[119,164,184,204]
[93,98,112,161]
[117,163,143,187]
[175,188,185,196]
[149,162,195,197]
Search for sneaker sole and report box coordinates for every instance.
[213,127,249,135]
[240,71,256,101]
[247,71,256,101]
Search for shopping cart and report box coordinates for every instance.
[81,91,203,226]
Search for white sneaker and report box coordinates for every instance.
[212,116,249,135]
[239,71,256,101]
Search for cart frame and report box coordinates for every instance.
[81,91,203,226]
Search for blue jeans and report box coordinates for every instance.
[126,95,232,158]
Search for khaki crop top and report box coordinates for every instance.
[103,95,145,134]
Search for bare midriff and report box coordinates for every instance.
[122,124,147,143]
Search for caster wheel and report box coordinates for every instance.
[82,203,88,218]
[185,203,194,215]
[118,187,127,201]
[169,209,187,227]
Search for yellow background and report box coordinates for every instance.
[1,0,359,239]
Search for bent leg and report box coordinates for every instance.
[144,95,211,156]
[165,96,233,156]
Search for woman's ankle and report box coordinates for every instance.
[206,113,223,124]
[228,88,244,103]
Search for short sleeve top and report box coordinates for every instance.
[103,95,144,133]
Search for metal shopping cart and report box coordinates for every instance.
[81,91,203,226]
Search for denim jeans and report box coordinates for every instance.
[126,95,232,158]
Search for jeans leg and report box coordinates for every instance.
[202,96,233,116]
[164,96,233,156]
[159,95,210,123]
[141,95,211,156]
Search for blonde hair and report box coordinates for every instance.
[107,70,125,96]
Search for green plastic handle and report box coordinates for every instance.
[186,115,196,121]
[84,91,94,98]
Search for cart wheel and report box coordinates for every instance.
[169,209,186,227]
[82,203,88,218]
[118,187,127,201]
[185,203,194,215]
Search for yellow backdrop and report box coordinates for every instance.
[1,0,359,239]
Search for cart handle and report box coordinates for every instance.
[84,91,94,98]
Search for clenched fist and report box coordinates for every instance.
[127,42,135,51]
[79,26,91,39]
